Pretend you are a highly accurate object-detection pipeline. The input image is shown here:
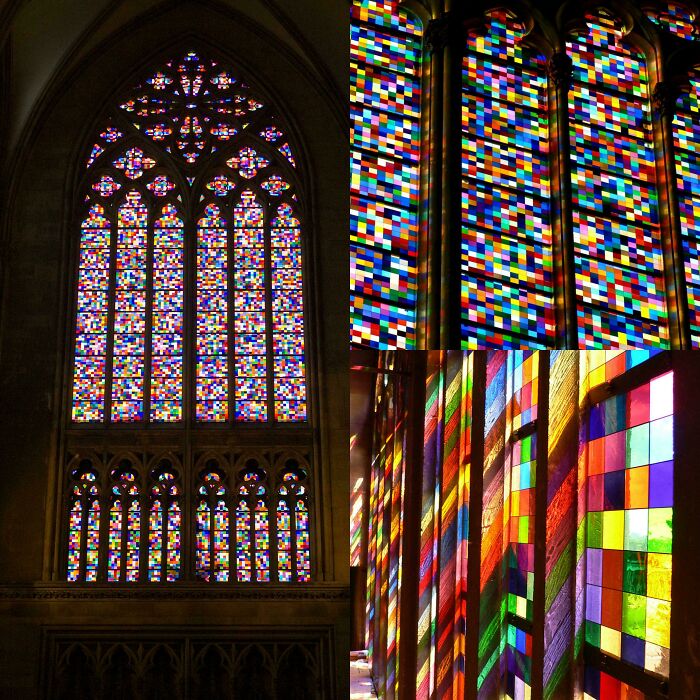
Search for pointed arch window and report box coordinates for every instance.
[148,466,182,582]
[70,51,307,424]
[64,50,314,584]
[67,464,101,582]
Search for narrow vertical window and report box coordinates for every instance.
[271,205,307,420]
[72,206,110,421]
[462,10,553,348]
[672,72,700,346]
[503,351,539,697]
[195,470,229,582]
[150,206,184,421]
[67,465,101,582]
[350,0,423,348]
[196,205,229,422]
[112,192,148,421]
[148,467,181,582]
[277,465,311,583]
[233,192,267,421]
[584,364,673,689]
[568,11,668,347]
[107,467,141,582]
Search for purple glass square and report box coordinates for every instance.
[586,583,602,623]
[649,460,673,507]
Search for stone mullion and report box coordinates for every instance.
[420,13,445,349]
[652,81,691,348]
[428,11,464,349]
[138,489,149,583]
[548,52,578,349]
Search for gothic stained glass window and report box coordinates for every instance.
[67,465,101,582]
[66,51,313,586]
[196,470,230,582]
[350,0,423,349]
[567,11,669,348]
[584,364,674,679]
[71,51,307,424]
[148,467,181,582]
[461,10,554,349]
[107,466,142,582]
[277,465,311,583]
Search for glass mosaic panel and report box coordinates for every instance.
[151,205,184,421]
[505,351,538,623]
[271,205,306,420]
[350,0,422,348]
[72,206,110,421]
[196,205,229,421]
[233,192,268,421]
[461,10,554,348]
[585,370,674,677]
[295,498,311,581]
[237,499,252,582]
[646,3,698,40]
[255,499,270,582]
[673,74,700,345]
[112,192,148,421]
[568,11,668,347]
[277,499,292,582]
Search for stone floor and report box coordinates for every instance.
[350,650,377,699]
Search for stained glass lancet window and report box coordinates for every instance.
[567,11,669,348]
[672,72,700,346]
[462,10,553,349]
[148,466,181,582]
[277,463,311,583]
[67,464,101,582]
[583,357,674,685]
[71,51,307,424]
[503,351,539,698]
[350,0,423,349]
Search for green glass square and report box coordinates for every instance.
[519,515,529,543]
[648,508,673,553]
[507,623,517,647]
[626,423,649,468]
[521,436,532,463]
[622,551,647,595]
[587,511,602,548]
[624,509,648,551]
[585,620,601,647]
[622,592,647,639]
[508,592,517,614]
